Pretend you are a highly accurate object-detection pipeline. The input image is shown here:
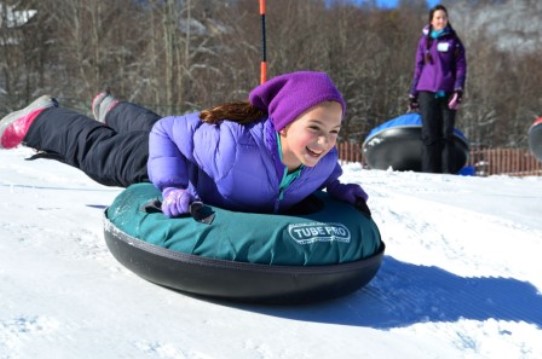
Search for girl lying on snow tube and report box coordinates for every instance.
[0,71,383,303]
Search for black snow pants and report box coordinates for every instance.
[23,102,161,187]
[418,91,457,174]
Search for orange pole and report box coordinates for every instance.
[259,0,267,83]
[260,62,267,85]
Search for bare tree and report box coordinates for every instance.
[1,0,540,150]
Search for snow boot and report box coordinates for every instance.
[91,88,119,124]
[0,95,58,149]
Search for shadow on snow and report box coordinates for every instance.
[236,255,542,329]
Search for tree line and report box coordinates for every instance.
[1,0,540,148]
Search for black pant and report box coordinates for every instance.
[23,102,161,187]
[418,91,456,173]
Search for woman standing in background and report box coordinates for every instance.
[409,4,467,173]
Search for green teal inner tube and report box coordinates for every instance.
[104,183,385,304]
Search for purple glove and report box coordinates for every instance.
[327,182,368,203]
[408,94,419,112]
[448,90,463,110]
[327,182,371,217]
[161,187,194,217]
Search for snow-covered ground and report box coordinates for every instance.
[1,147,541,358]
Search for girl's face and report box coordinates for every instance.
[279,101,342,171]
[431,9,448,31]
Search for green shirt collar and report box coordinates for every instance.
[276,133,303,192]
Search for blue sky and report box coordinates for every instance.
[376,0,441,8]
[330,0,442,9]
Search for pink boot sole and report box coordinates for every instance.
[0,95,57,149]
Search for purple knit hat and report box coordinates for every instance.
[249,71,346,131]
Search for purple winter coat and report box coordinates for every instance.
[410,26,467,96]
[147,112,342,213]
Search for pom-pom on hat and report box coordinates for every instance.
[249,71,346,131]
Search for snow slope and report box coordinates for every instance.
[1,147,541,359]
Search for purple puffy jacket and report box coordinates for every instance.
[410,25,467,96]
[147,112,344,213]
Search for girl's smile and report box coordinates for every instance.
[279,101,343,171]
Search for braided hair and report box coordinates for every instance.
[199,101,266,125]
